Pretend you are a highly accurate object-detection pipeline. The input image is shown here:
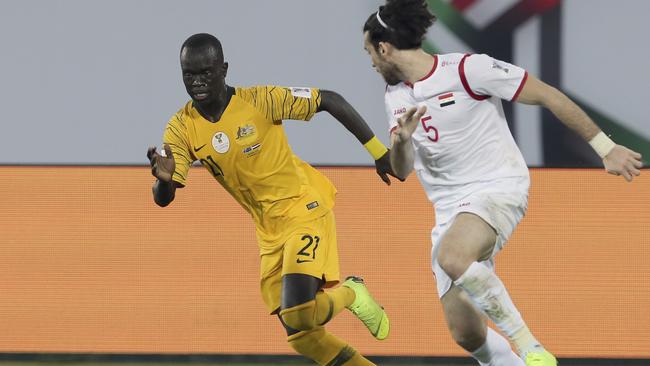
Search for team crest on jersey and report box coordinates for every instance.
[438,92,456,107]
[212,132,230,154]
[235,123,258,145]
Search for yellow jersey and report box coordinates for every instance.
[163,86,337,250]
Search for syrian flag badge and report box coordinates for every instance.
[438,92,455,107]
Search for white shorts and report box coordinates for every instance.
[430,177,529,298]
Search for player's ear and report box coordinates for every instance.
[377,42,386,55]
[222,62,229,77]
[378,41,391,56]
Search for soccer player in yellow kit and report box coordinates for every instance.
[146,33,394,366]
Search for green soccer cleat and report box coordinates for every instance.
[524,350,558,366]
[342,276,390,340]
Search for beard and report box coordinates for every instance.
[378,62,404,86]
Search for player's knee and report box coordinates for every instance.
[449,325,486,352]
[280,300,317,331]
[437,249,470,281]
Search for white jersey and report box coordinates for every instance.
[385,53,530,206]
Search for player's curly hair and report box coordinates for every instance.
[363,0,436,50]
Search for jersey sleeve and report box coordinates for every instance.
[461,54,528,101]
[384,87,413,135]
[162,113,193,186]
[236,86,321,122]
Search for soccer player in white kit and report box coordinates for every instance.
[362,1,643,366]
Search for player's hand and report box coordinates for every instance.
[393,106,427,144]
[146,144,175,183]
[603,145,643,182]
[374,150,404,186]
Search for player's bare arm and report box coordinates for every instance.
[388,106,427,180]
[516,75,643,181]
[317,89,400,185]
[146,143,180,207]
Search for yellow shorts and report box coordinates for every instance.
[259,210,340,314]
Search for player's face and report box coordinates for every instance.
[363,32,403,86]
[180,48,228,104]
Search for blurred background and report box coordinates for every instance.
[0,1,648,365]
[0,0,648,166]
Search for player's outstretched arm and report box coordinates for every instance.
[389,106,427,181]
[515,75,643,182]
[317,89,400,185]
[146,144,180,207]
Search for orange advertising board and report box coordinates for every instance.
[0,167,648,357]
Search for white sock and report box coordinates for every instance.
[454,262,543,357]
[471,327,525,366]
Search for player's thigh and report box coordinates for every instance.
[278,274,324,337]
[260,212,340,315]
[437,213,497,276]
[281,212,340,288]
[441,284,487,350]
[281,273,324,309]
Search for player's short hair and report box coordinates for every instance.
[363,0,436,50]
[181,33,224,63]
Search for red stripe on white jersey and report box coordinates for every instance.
[511,71,529,102]
[459,54,490,101]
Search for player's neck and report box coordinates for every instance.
[194,85,232,122]
[397,49,436,84]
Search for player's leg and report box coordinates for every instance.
[260,238,360,365]
[436,212,555,365]
[276,211,378,365]
[280,273,354,330]
[279,273,375,366]
[441,284,524,366]
[277,212,356,331]
[279,211,388,339]
[280,275,389,339]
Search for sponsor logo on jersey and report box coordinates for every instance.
[212,132,230,154]
[393,107,407,116]
[290,87,312,98]
[441,60,460,67]
[492,61,510,73]
[306,201,319,210]
[193,143,207,153]
[438,92,456,107]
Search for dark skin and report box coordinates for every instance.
[147,42,400,336]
